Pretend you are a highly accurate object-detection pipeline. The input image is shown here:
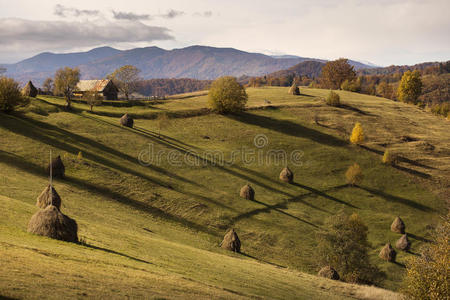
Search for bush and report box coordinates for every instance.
[345,163,363,186]
[208,76,248,113]
[402,212,449,299]
[350,122,364,144]
[341,79,361,92]
[326,91,341,107]
[317,212,383,284]
[382,150,396,165]
[0,77,29,112]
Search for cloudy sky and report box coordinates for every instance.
[0,0,449,66]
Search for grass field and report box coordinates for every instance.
[1,86,448,299]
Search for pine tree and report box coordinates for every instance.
[350,122,364,144]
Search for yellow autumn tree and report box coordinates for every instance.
[382,150,395,165]
[350,122,364,144]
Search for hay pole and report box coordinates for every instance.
[49,149,53,199]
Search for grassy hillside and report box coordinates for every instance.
[1,87,448,299]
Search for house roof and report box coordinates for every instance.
[76,80,112,92]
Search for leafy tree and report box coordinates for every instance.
[317,212,383,284]
[345,163,363,186]
[376,81,394,99]
[397,70,422,104]
[208,76,248,113]
[320,58,356,90]
[85,89,102,112]
[42,77,54,95]
[54,67,80,109]
[350,122,364,144]
[326,90,340,106]
[109,65,141,100]
[0,77,29,112]
[403,212,449,299]
[341,78,361,92]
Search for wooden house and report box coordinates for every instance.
[75,79,118,100]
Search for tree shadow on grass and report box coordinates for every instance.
[291,182,358,208]
[0,150,220,237]
[231,198,319,228]
[228,112,347,147]
[357,186,435,212]
[81,243,154,265]
[240,252,287,269]
[339,104,375,116]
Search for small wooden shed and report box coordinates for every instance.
[75,79,118,100]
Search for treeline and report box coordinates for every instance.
[137,78,212,96]
[246,58,450,117]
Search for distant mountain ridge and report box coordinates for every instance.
[1,45,376,86]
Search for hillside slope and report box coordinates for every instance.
[1,87,448,298]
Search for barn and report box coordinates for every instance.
[75,80,118,100]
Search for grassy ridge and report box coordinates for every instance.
[1,87,447,298]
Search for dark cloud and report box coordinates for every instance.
[160,9,184,19]
[54,4,99,17]
[112,10,152,21]
[0,18,173,59]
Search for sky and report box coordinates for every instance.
[0,0,449,66]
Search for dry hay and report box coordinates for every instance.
[395,234,411,251]
[36,184,61,209]
[279,167,294,183]
[27,205,78,243]
[289,83,300,95]
[318,266,340,280]
[240,184,255,200]
[391,216,405,234]
[120,113,134,128]
[21,81,38,97]
[220,228,241,252]
[379,243,396,262]
[46,155,65,178]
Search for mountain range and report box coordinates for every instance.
[1,46,376,86]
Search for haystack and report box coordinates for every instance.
[36,184,61,209]
[21,81,38,97]
[379,243,396,262]
[318,266,340,280]
[391,216,405,234]
[120,113,134,128]
[395,234,411,251]
[240,184,255,200]
[289,83,300,95]
[279,167,294,183]
[27,205,78,243]
[46,155,65,178]
[220,228,241,253]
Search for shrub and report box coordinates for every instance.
[402,212,449,299]
[326,91,341,107]
[0,77,29,112]
[382,150,396,165]
[317,212,383,284]
[341,79,361,92]
[208,76,248,113]
[350,122,364,144]
[345,163,363,186]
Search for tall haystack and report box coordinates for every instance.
[46,155,65,178]
[120,113,134,128]
[21,81,38,97]
[289,83,300,95]
[240,184,255,200]
[27,205,78,243]
[318,266,340,280]
[36,184,61,209]
[220,228,241,253]
[379,243,396,262]
[279,167,294,183]
[391,216,405,234]
[395,234,411,251]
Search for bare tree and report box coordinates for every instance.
[43,77,54,95]
[85,89,103,112]
[109,65,141,100]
